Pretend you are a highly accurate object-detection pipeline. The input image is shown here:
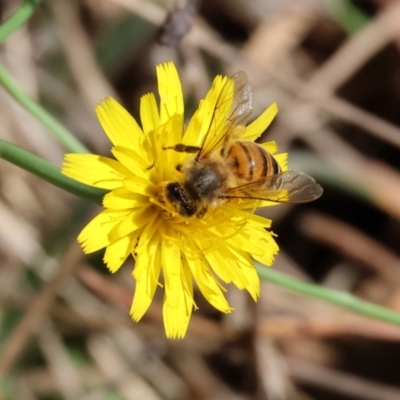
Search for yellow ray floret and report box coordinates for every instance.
[96,97,143,148]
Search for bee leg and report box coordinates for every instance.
[196,206,208,218]
[163,144,201,153]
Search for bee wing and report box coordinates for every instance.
[227,71,253,127]
[199,71,254,159]
[225,170,323,204]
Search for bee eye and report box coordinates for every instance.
[176,164,182,172]
[166,182,182,200]
[183,203,196,216]
[165,182,197,217]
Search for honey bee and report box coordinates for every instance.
[162,72,322,218]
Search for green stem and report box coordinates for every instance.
[256,264,400,326]
[0,62,88,153]
[324,0,370,34]
[0,139,105,204]
[0,1,87,153]
[0,0,42,43]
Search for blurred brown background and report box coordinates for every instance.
[2,0,400,399]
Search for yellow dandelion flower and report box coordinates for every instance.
[62,62,322,339]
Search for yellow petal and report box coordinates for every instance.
[254,234,278,264]
[103,189,148,210]
[157,62,184,125]
[250,229,279,266]
[133,215,163,274]
[62,154,129,190]
[163,259,194,339]
[130,238,162,322]
[111,146,151,177]
[184,244,232,313]
[242,102,278,141]
[227,229,270,258]
[233,209,273,228]
[157,115,187,181]
[123,176,158,197]
[274,152,288,171]
[104,232,138,273]
[161,227,182,309]
[260,140,278,154]
[228,247,260,300]
[96,97,143,148]
[184,75,233,149]
[78,209,130,253]
[107,206,153,243]
[202,243,247,288]
[201,75,236,153]
[244,266,261,300]
[140,93,160,135]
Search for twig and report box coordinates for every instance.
[300,212,400,285]
[76,267,224,339]
[287,357,400,400]
[0,243,84,379]
[48,1,118,108]
[307,1,400,93]
[36,318,85,400]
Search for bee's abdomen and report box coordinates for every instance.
[225,141,280,181]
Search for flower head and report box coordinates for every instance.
[62,62,288,338]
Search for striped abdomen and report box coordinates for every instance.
[224,141,281,181]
